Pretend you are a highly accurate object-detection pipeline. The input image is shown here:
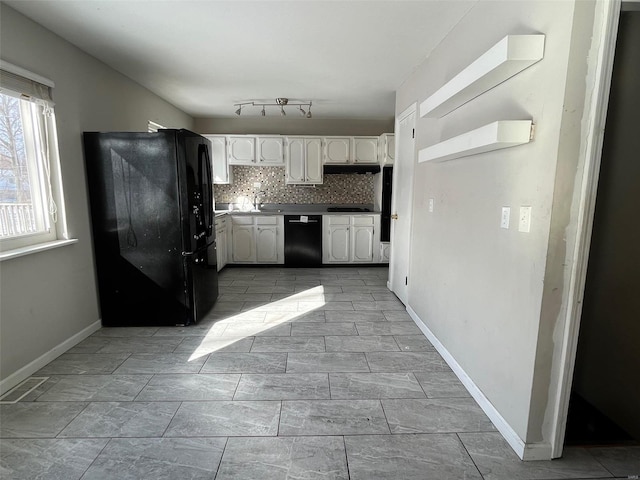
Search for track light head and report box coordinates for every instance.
[235,107,242,116]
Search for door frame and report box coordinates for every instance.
[387,102,416,301]
[549,0,622,458]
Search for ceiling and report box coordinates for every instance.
[6,1,477,120]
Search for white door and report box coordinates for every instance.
[256,226,278,263]
[257,137,284,165]
[388,104,416,305]
[232,226,256,262]
[286,138,306,184]
[305,138,323,184]
[228,136,255,165]
[324,137,351,164]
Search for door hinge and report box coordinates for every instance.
[405,276,408,286]
[412,129,415,139]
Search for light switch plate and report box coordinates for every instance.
[428,198,434,213]
[501,207,510,229]
[519,206,532,232]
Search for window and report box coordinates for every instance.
[147,120,166,133]
[0,61,68,254]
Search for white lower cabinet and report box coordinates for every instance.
[323,215,380,264]
[230,215,284,264]
[380,242,390,263]
[215,216,230,271]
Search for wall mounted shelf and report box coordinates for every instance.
[420,35,545,118]
[418,120,533,163]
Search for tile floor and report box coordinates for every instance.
[1,267,638,479]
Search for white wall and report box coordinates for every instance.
[0,4,193,389]
[396,0,598,455]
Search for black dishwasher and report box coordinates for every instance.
[284,215,322,266]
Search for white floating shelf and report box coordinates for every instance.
[420,35,545,118]
[418,120,533,163]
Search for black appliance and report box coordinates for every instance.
[326,207,371,213]
[83,129,218,326]
[381,166,393,242]
[284,215,322,266]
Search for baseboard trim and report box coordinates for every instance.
[0,319,102,395]
[406,305,551,461]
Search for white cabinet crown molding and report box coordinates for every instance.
[420,35,545,118]
[418,120,533,163]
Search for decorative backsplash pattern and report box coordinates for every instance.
[214,166,374,205]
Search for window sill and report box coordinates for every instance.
[0,239,78,262]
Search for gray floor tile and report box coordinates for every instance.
[291,322,357,336]
[59,402,179,438]
[324,293,375,302]
[92,327,158,337]
[246,285,295,294]
[36,353,129,375]
[330,373,426,399]
[286,353,370,373]
[201,353,287,373]
[279,400,389,435]
[35,375,151,402]
[81,437,226,480]
[0,438,108,480]
[93,336,183,353]
[219,293,273,302]
[298,301,354,311]
[174,335,254,355]
[325,335,400,352]
[250,336,325,352]
[459,432,612,480]
[382,310,412,321]
[153,323,228,336]
[345,434,482,480]
[415,371,471,398]
[366,351,451,372]
[355,321,421,336]
[325,310,385,322]
[382,398,496,434]
[340,285,393,293]
[222,322,291,337]
[0,402,87,438]
[134,374,240,401]
[66,337,111,354]
[393,334,435,351]
[265,310,326,323]
[585,446,640,477]
[113,354,207,374]
[217,436,348,480]
[234,373,330,400]
[165,401,280,437]
[353,300,405,311]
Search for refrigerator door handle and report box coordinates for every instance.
[198,144,214,237]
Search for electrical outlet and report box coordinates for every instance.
[428,198,434,213]
[501,207,510,229]
[519,206,532,232]
[253,182,261,188]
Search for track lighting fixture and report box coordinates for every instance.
[233,98,313,118]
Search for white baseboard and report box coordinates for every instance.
[0,319,102,395]
[406,305,552,461]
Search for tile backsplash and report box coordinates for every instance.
[214,166,374,206]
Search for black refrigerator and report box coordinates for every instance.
[83,129,218,327]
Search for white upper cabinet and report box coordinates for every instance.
[378,133,395,165]
[285,137,323,185]
[324,137,351,164]
[352,137,379,164]
[256,136,285,165]
[205,135,233,184]
[228,136,256,165]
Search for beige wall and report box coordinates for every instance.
[194,117,393,136]
[396,0,597,451]
[0,4,193,386]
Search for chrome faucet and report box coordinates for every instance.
[253,191,266,211]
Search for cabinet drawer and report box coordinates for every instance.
[352,215,375,226]
[231,216,254,225]
[326,215,350,226]
[256,216,279,225]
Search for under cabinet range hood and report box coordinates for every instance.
[323,164,381,174]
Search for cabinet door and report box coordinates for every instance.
[232,225,256,262]
[327,225,350,263]
[257,137,285,165]
[216,227,226,271]
[385,135,395,164]
[228,136,256,165]
[256,226,278,263]
[305,138,323,184]
[285,138,306,184]
[352,137,379,164]
[324,137,351,164]
[352,225,374,262]
[207,136,232,184]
